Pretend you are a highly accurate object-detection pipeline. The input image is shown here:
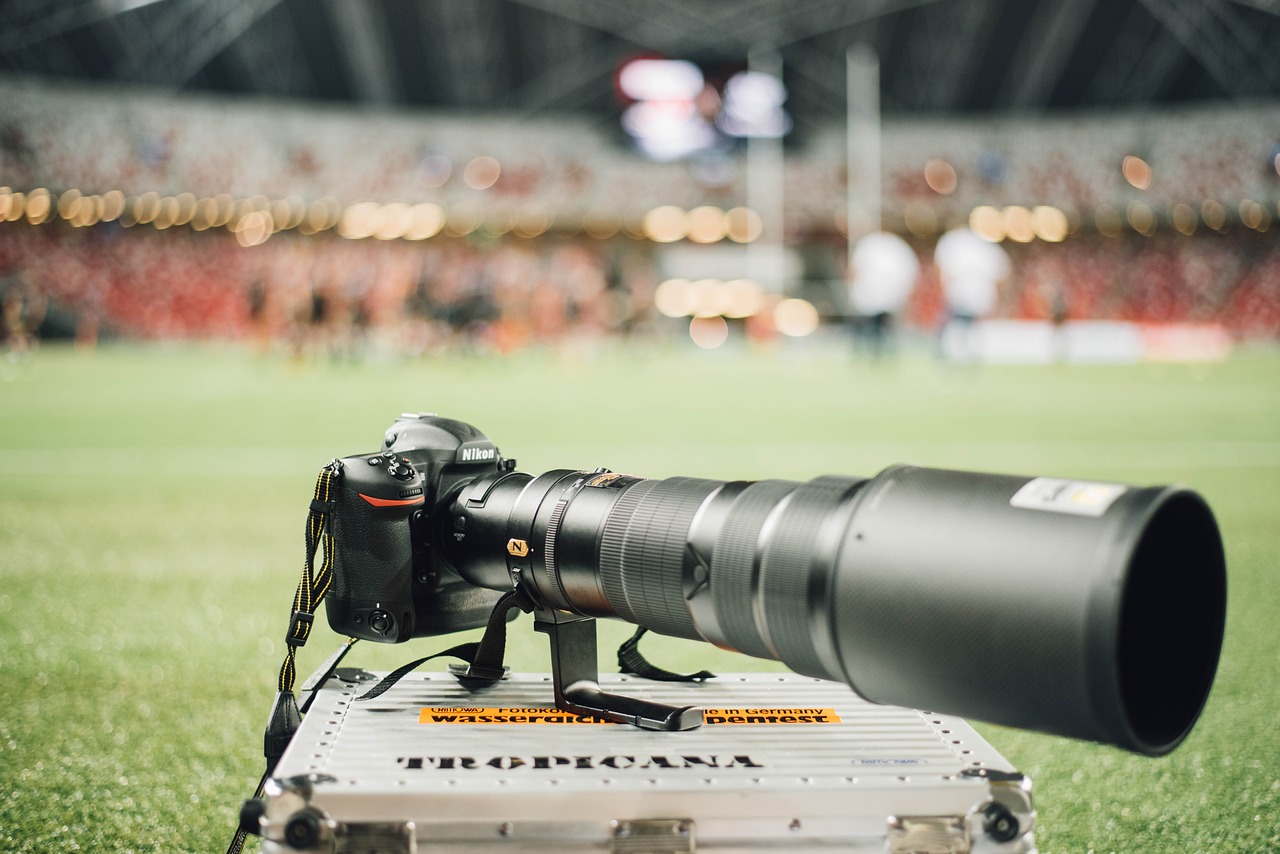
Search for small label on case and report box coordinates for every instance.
[1010,477,1126,517]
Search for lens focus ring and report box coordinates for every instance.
[599,477,721,639]
[710,480,800,660]
[758,475,864,679]
[598,479,661,624]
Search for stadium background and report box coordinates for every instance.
[1,1,1278,851]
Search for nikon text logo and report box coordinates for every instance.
[459,447,496,462]
[395,754,765,771]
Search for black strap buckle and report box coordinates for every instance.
[286,611,314,647]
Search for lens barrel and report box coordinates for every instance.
[445,464,1225,755]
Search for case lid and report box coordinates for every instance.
[263,672,1034,853]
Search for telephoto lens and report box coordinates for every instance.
[444,464,1226,755]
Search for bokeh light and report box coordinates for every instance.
[724,206,762,243]
[582,211,620,240]
[773,298,819,337]
[7,191,27,222]
[1201,200,1226,231]
[174,193,198,226]
[969,205,1004,241]
[512,207,550,238]
[373,202,413,240]
[462,155,501,190]
[406,203,446,240]
[903,203,938,238]
[1172,203,1198,236]
[654,278,694,318]
[721,279,765,318]
[1127,201,1156,236]
[1031,206,1068,242]
[688,315,729,349]
[655,278,767,319]
[643,205,689,242]
[1240,200,1270,232]
[418,153,453,188]
[1122,155,1152,190]
[1094,205,1122,238]
[923,159,958,194]
[686,205,727,243]
[134,191,161,224]
[101,190,125,223]
[234,211,273,247]
[24,188,51,225]
[338,201,381,239]
[211,194,235,227]
[1002,206,1035,243]
[153,196,178,229]
[57,189,81,219]
[302,197,342,234]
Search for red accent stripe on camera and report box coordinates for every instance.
[359,493,425,508]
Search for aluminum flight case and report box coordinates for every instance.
[255,671,1036,853]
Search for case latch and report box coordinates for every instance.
[610,818,695,854]
[337,820,416,853]
[887,814,969,854]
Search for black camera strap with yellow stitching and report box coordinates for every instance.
[230,463,526,854]
[228,463,350,854]
[280,461,342,692]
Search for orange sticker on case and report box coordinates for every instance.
[418,707,842,724]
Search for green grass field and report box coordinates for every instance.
[1,340,1278,853]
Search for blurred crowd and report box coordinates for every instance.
[4,79,1277,361]
[0,226,663,357]
[4,79,1278,237]
[891,229,1280,336]
[2,223,1278,361]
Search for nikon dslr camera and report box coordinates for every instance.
[323,415,512,643]
[322,412,1226,755]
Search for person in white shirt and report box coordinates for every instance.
[933,227,1011,362]
[848,231,920,360]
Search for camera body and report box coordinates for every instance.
[325,413,510,642]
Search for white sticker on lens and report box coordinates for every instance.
[1010,477,1127,517]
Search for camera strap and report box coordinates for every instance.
[617,627,716,682]
[277,460,343,696]
[355,588,528,701]
[229,462,351,854]
[261,461,348,772]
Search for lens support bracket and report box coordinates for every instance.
[533,609,703,731]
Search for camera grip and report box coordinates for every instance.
[325,452,426,642]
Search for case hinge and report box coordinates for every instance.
[610,818,695,854]
[887,814,969,854]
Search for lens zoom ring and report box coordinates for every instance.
[760,476,863,679]
[711,479,800,660]
[600,477,720,638]
[598,479,661,625]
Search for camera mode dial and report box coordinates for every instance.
[349,452,425,501]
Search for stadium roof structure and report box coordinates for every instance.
[1,0,1278,133]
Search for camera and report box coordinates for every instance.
[323,415,514,643]
[323,412,1226,756]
